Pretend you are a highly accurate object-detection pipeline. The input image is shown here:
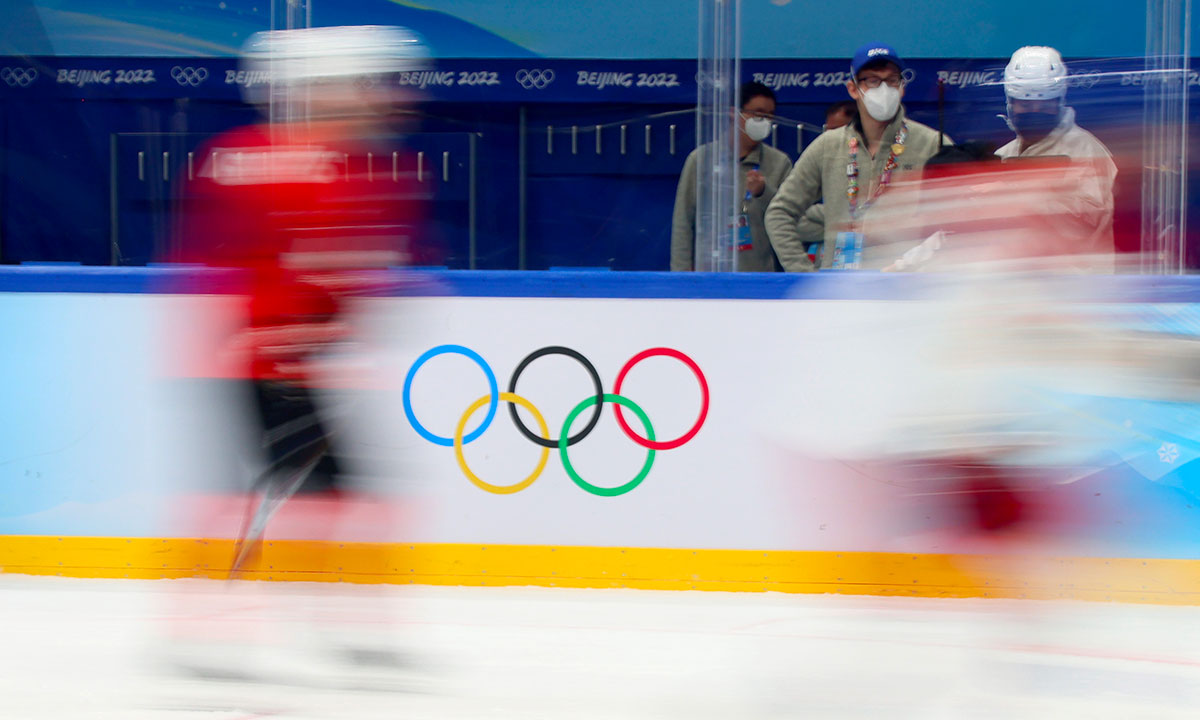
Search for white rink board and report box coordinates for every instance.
[8,284,1196,562]
[161,295,909,549]
[2,288,925,551]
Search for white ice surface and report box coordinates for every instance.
[1,576,1200,719]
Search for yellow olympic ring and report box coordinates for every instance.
[454,392,550,495]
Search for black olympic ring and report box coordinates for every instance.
[506,346,604,448]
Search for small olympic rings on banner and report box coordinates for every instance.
[515,69,555,90]
[1,67,37,87]
[170,66,209,87]
[403,344,707,496]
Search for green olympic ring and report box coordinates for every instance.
[559,393,656,497]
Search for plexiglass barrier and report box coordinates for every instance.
[693,0,740,272]
[1142,0,1191,274]
[0,1,1192,273]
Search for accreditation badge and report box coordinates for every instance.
[832,231,864,269]
[735,214,753,252]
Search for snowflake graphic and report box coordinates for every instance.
[1158,442,1180,464]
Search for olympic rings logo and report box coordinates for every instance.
[515,69,555,90]
[1,68,38,88]
[171,66,209,87]
[901,68,917,85]
[403,345,709,497]
[1069,70,1103,90]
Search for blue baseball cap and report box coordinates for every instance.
[851,43,905,77]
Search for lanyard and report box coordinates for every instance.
[846,122,907,220]
[735,163,760,252]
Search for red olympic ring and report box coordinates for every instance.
[611,347,709,451]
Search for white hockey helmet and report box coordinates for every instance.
[1004,46,1068,100]
[240,25,429,103]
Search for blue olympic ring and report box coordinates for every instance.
[403,344,498,447]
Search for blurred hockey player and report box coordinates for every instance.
[176,25,429,571]
[157,26,431,691]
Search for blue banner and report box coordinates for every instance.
[0,57,1176,105]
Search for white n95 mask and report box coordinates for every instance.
[742,115,771,142]
[859,84,900,122]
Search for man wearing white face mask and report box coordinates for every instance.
[766,43,949,271]
[671,81,795,271]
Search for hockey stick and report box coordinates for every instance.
[228,443,327,578]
